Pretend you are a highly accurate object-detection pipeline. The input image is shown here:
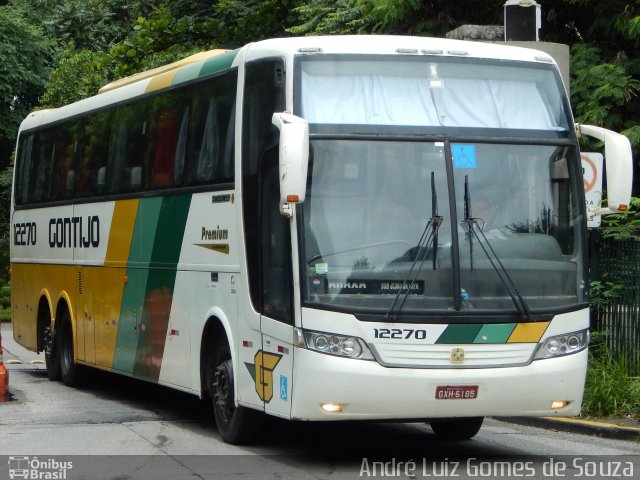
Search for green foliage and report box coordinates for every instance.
[0,165,10,286]
[288,0,371,35]
[582,338,640,419]
[570,44,640,130]
[288,0,504,36]
[45,0,159,50]
[209,0,294,45]
[40,45,112,107]
[0,286,9,309]
[589,274,624,314]
[0,5,56,168]
[109,6,199,78]
[599,197,640,240]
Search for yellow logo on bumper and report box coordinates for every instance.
[451,347,465,363]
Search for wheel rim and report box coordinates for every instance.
[213,360,235,423]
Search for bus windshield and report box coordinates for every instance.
[298,55,570,131]
[297,55,584,317]
[300,139,585,315]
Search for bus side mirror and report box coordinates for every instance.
[272,113,309,217]
[577,124,633,215]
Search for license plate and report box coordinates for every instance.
[435,385,478,400]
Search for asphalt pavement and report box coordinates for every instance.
[1,321,639,441]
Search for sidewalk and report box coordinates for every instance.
[503,416,640,442]
[0,322,45,370]
[1,322,639,441]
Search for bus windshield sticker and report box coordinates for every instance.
[451,144,477,169]
[312,279,425,295]
[315,263,329,274]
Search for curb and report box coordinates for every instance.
[501,417,640,442]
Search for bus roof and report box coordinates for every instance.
[97,49,232,94]
[18,35,556,133]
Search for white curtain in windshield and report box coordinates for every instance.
[301,71,558,129]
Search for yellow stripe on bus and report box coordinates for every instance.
[507,321,550,343]
[146,71,178,93]
[105,199,139,266]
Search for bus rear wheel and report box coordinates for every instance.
[58,311,82,387]
[429,417,483,440]
[209,341,256,444]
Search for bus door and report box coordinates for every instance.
[240,58,293,415]
[258,159,294,417]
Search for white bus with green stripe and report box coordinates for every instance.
[11,36,633,443]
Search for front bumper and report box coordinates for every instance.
[291,347,587,420]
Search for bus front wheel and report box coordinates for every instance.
[209,341,256,444]
[429,417,483,440]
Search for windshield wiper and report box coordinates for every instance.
[385,172,442,321]
[463,176,531,320]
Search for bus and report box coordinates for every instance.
[11,36,633,443]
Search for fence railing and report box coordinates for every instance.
[589,232,640,375]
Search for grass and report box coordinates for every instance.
[581,344,640,420]
[0,308,10,322]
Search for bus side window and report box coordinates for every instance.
[78,110,110,197]
[186,70,236,186]
[107,101,148,194]
[15,133,34,205]
[30,129,56,203]
[50,123,78,201]
[147,89,191,189]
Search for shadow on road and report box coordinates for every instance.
[20,367,510,457]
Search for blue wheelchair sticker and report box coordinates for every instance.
[452,144,477,169]
[280,375,288,401]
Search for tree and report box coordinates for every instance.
[0,165,11,285]
[40,0,297,107]
[288,0,640,185]
[39,46,112,107]
[0,5,56,169]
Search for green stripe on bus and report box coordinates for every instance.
[172,61,205,86]
[198,50,239,77]
[435,324,483,344]
[112,198,163,373]
[132,194,192,380]
[112,267,150,373]
[128,197,163,266]
[150,194,192,267]
[473,324,516,344]
[113,195,191,378]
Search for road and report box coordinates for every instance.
[0,322,638,479]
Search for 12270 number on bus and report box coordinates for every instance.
[373,328,427,340]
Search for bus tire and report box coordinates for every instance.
[209,341,256,444]
[44,325,60,381]
[429,417,483,440]
[58,310,82,387]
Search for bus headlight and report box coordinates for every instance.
[533,330,589,360]
[296,329,374,360]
